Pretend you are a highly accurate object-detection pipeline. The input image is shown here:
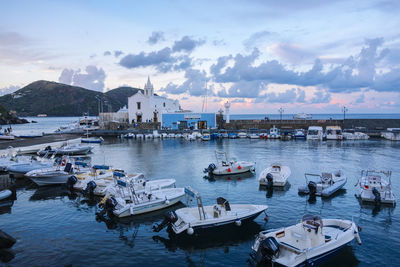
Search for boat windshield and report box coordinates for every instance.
[302,214,323,229]
[308,130,319,135]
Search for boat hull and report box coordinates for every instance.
[212,163,255,176]
[30,174,72,186]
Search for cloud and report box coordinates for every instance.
[269,43,316,64]
[103,51,111,56]
[212,39,226,46]
[172,36,205,53]
[147,31,165,45]
[160,68,209,96]
[114,50,123,57]
[243,31,273,49]
[58,65,106,92]
[0,85,20,96]
[218,80,266,98]
[310,90,331,103]
[119,47,175,69]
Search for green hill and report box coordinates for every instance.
[0,80,141,116]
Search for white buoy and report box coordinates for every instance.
[187,227,194,235]
[235,220,242,226]
[165,199,170,205]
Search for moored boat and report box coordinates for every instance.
[204,151,255,176]
[249,214,361,266]
[153,187,268,236]
[298,170,347,197]
[259,163,291,187]
[356,170,396,205]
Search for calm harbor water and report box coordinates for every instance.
[1,137,399,266]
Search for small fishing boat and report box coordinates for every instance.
[298,170,347,197]
[26,163,76,186]
[136,133,144,139]
[153,186,268,236]
[293,112,312,120]
[100,180,185,218]
[167,133,175,138]
[307,126,323,140]
[249,214,361,266]
[204,151,255,176]
[381,128,400,141]
[259,163,291,187]
[0,189,12,201]
[356,170,396,205]
[268,126,280,139]
[145,133,154,139]
[294,129,306,139]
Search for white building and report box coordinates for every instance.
[128,77,180,123]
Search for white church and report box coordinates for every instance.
[128,77,180,123]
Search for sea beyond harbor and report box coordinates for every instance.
[0,116,399,266]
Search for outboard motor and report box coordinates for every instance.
[266,173,274,188]
[252,236,280,265]
[66,175,78,191]
[153,211,179,232]
[204,163,217,174]
[83,181,97,197]
[44,145,52,151]
[308,181,317,196]
[372,187,381,205]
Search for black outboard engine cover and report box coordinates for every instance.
[266,173,274,188]
[83,181,97,196]
[372,187,381,205]
[308,181,317,196]
[254,237,279,264]
[204,163,217,173]
[45,145,52,151]
[153,211,179,232]
[66,175,78,190]
[105,197,117,213]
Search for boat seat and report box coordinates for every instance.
[279,241,302,254]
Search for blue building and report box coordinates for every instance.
[162,112,216,130]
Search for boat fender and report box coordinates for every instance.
[187,227,194,235]
[66,175,78,190]
[235,220,242,226]
[227,168,231,173]
[237,165,242,170]
[357,225,362,232]
[165,199,170,205]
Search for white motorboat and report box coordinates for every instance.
[343,132,370,140]
[201,132,211,141]
[238,130,248,138]
[381,128,400,141]
[326,126,343,140]
[298,171,347,197]
[259,163,291,187]
[167,133,175,138]
[161,133,168,139]
[153,130,161,138]
[268,126,280,139]
[294,129,306,139]
[250,214,361,266]
[121,133,134,139]
[26,163,75,186]
[0,189,12,200]
[145,134,153,139]
[136,133,144,139]
[204,151,255,176]
[356,170,396,205]
[101,181,185,218]
[153,187,268,236]
[248,133,259,139]
[37,143,92,156]
[6,156,54,178]
[307,126,323,140]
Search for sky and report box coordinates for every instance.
[1,0,400,114]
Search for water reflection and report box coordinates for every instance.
[259,183,291,198]
[29,185,77,201]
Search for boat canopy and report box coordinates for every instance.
[302,214,323,229]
